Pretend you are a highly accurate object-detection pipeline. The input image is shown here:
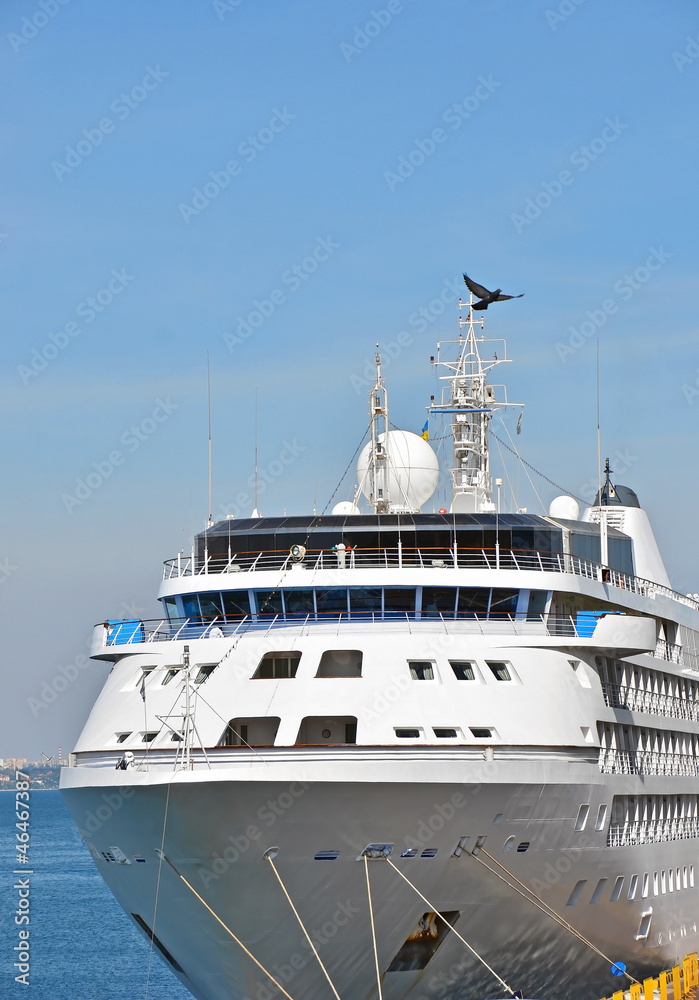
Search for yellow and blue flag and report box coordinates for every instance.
[421,420,428,441]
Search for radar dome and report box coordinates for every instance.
[549,495,580,520]
[331,501,360,515]
[356,430,439,512]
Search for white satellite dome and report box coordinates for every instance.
[356,429,439,512]
[548,495,580,520]
[331,501,360,515]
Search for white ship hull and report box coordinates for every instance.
[61,749,699,1000]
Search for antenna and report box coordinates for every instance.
[596,339,601,506]
[207,351,213,528]
[253,388,259,516]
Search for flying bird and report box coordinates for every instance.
[463,273,524,310]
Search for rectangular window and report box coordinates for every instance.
[610,876,625,902]
[384,588,416,613]
[457,588,490,616]
[395,728,421,739]
[526,590,548,620]
[163,597,178,622]
[349,588,382,613]
[254,653,301,679]
[222,590,251,619]
[199,592,223,619]
[182,594,200,618]
[315,588,349,616]
[449,660,476,681]
[422,587,456,617]
[194,664,217,685]
[162,668,181,686]
[470,727,493,738]
[282,589,314,615]
[254,590,284,616]
[487,661,512,682]
[409,661,434,681]
[433,728,458,738]
[489,589,519,615]
[627,874,638,900]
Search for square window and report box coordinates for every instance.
[449,661,476,681]
[409,661,434,681]
[487,661,511,682]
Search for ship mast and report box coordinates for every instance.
[430,293,521,513]
[366,346,390,513]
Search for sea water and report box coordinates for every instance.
[0,789,192,1000]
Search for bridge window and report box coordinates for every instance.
[422,588,456,617]
[349,587,382,613]
[282,589,314,615]
[222,591,250,619]
[457,588,490,614]
[255,590,283,616]
[489,589,519,615]
[199,592,223,619]
[315,588,349,616]
[253,653,301,679]
[384,588,416,613]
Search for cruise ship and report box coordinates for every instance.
[61,289,699,1000]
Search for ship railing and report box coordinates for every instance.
[100,611,594,647]
[599,747,699,777]
[607,818,699,847]
[601,681,699,722]
[161,546,699,610]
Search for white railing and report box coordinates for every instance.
[607,817,699,847]
[102,611,587,648]
[600,681,699,722]
[599,747,699,777]
[161,546,699,610]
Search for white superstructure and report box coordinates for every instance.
[61,289,699,1000]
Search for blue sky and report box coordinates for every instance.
[1,0,698,759]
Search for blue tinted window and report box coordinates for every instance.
[182,595,200,618]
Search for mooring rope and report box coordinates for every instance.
[471,847,638,984]
[158,852,298,1000]
[364,856,384,1000]
[266,855,343,1000]
[144,779,172,1000]
[384,858,516,996]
